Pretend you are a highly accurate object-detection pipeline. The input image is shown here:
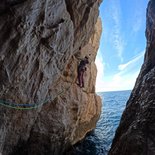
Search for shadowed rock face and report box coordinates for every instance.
[0,0,102,155]
[109,1,155,155]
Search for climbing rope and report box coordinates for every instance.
[0,74,75,110]
[0,48,83,110]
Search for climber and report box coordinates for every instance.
[77,56,89,88]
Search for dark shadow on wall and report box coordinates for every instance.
[0,0,27,15]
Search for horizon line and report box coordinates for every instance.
[96,89,132,93]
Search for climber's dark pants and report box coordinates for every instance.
[78,67,85,87]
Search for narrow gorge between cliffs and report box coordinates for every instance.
[1,0,155,155]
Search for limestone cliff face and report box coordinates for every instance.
[109,1,155,155]
[0,0,102,155]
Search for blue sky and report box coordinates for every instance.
[95,0,148,92]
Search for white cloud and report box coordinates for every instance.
[110,0,124,62]
[110,70,140,91]
[97,70,140,92]
[133,17,143,33]
[109,51,144,91]
[132,6,144,33]
[100,0,125,62]
[95,54,105,92]
[95,51,145,92]
[118,51,144,71]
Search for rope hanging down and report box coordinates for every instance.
[0,80,74,110]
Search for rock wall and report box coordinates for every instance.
[0,0,102,155]
[109,1,155,155]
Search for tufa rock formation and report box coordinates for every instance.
[0,0,102,155]
[109,0,155,155]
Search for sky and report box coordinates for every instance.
[95,0,148,92]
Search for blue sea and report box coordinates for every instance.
[69,90,131,155]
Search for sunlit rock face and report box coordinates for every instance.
[109,1,155,155]
[0,0,102,155]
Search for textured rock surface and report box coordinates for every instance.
[0,0,102,155]
[109,1,155,155]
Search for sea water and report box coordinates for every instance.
[70,90,131,155]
